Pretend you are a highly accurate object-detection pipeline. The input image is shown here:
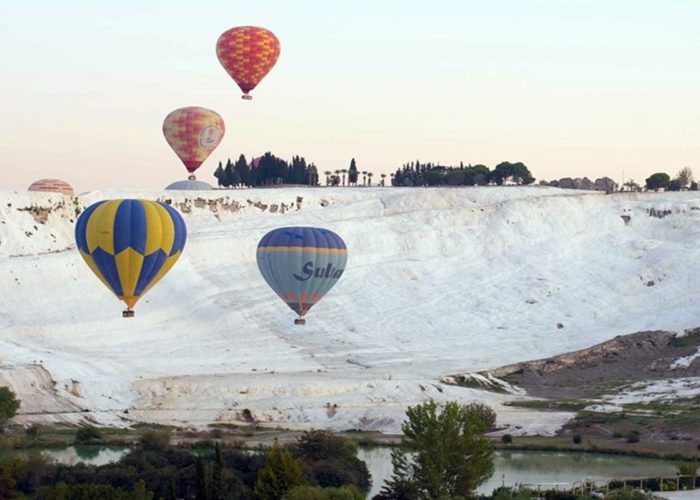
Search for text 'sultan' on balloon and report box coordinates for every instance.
[163,107,225,180]
[216,26,281,100]
[75,199,187,318]
[256,227,347,325]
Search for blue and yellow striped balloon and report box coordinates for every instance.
[75,199,187,316]
[256,227,347,325]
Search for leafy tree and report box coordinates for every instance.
[367,172,373,186]
[196,457,209,500]
[645,172,670,191]
[446,169,465,186]
[212,442,224,500]
[605,487,657,499]
[491,162,534,185]
[340,169,348,187]
[74,425,102,444]
[213,162,225,187]
[324,171,332,186]
[0,458,23,499]
[425,167,447,186]
[220,158,235,188]
[0,386,20,426]
[293,430,370,493]
[234,154,249,186]
[287,484,363,499]
[379,400,494,499]
[138,429,170,451]
[348,159,358,186]
[308,164,319,186]
[501,434,512,444]
[254,440,306,500]
[677,166,694,188]
[667,179,683,191]
[623,179,642,192]
[677,462,697,490]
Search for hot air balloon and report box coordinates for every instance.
[28,179,74,196]
[165,179,213,191]
[75,199,187,317]
[256,227,347,325]
[216,26,280,100]
[163,107,225,180]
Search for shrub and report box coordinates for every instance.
[501,434,513,444]
[626,430,641,443]
[74,425,102,444]
[138,429,171,451]
[0,387,20,425]
[286,484,363,500]
[25,425,40,437]
[572,434,582,444]
[293,430,370,493]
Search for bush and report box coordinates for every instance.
[293,431,370,493]
[606,487,657,499]
[286,484,363,500]
[74,425,102,444]
[25,425,40,437]
[0,386,20,425]
[626,430,641,443]
[572,434,582,444]
[501,434,512,444]
[138,429,171,451]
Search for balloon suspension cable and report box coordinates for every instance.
[294,317,306,326]
[188,174,197,181]
[242,94,253,100]
[122,308,135,318]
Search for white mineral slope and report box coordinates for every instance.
[1,187,700,433]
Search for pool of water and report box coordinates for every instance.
[0,446,128,466]
[358,448,680,497]
[1,444,681,498]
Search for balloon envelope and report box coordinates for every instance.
[163,107,225,175]
[256,227,347,320]
[216,26,280,99]
[29,179,74,196]
[75,199,187,314]
[165,180,213,191]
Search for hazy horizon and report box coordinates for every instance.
[2,0,698,191]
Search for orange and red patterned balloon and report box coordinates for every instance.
[216,26,281,100]
[163,107,225,178]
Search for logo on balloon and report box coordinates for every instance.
[293,261,345,282]
[199,126,221,148]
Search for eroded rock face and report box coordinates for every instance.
[0,364,86,419]
[475,329,700,399]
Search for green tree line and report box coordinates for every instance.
[214,153,319,188]
[392,160,535,187]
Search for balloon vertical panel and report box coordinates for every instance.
[75,199,187,316]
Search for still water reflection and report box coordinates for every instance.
[358,448,679,498]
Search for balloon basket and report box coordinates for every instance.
[122,309,135,318]
[294,318,306,325]
[241,94,253,100]
[188,174,197,180]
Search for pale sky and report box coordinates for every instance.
[1,0,699,191]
